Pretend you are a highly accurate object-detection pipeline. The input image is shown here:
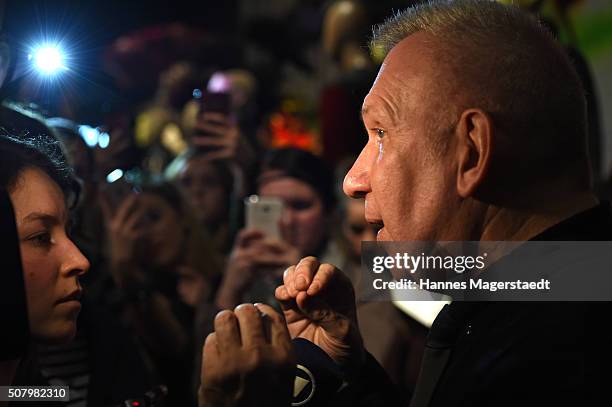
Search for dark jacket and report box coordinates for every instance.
[409,202,612,407]
[341,203,611,406]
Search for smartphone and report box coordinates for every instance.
[0,188,30,360]
[192,91,232,153]
[199,91,231,116]
[244,195,283,239]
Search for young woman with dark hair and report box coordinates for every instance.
[0,133,89,407]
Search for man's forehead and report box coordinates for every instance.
[375,31,438,82]
[363,31,440,116]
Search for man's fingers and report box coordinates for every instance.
[275,284,291,302]
[203,332,219,361]
[201,333,222,384]
[307,263,338,296]
[275,285,302,324]
[283,266,298,297]
[254,303,291,349]
[234,303,266,349]
[294,256,320,292]
[214,310,241,351]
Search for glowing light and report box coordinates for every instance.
[78,125,99,147]
[207,72,231,93]
[106,169,124,183]
[30,45,65,74]
[98,132,110,149]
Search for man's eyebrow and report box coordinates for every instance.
[360,105,390,127]
[360,106,368,122]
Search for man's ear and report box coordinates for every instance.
[455,109,492,198]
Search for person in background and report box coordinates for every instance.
[338,194,428,403]
[319,0,378,163]
[135,62,208,174]
[98,181,221,406]
[94,113,143,185]
[165,148,236,254]
[214,147,342,310]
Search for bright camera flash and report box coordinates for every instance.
[30,46,65,74]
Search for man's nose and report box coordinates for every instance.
[343,147,371,199]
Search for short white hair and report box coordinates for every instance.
[370,0,591,189]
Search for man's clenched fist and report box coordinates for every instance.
[275,256,365,368]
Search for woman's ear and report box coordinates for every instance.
[455,109,493,198]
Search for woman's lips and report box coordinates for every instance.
[58,300,82,310]
[57,289,82,304]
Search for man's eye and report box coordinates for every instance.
[374,128,386,139]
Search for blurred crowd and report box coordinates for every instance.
[1,0,609,406]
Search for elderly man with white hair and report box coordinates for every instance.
[198,1,610,406]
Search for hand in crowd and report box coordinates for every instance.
[193,112,252,163]
[216,229,301,309]
[100,193,149,289]
[199,303,295,407]
[276,257,365,367]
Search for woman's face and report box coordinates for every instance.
[177,156,228,227]
[10,167,90,344]
[134,193,184,268]
[343,198,379,260]
[258,176,328,256]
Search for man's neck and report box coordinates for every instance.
[479,192,599,241]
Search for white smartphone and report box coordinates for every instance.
[244,195,283,239]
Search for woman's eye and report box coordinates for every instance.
[289,200,313,211]
[29,232,52,247]
[374,128,386,139]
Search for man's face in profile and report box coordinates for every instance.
[343,32,460,242]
